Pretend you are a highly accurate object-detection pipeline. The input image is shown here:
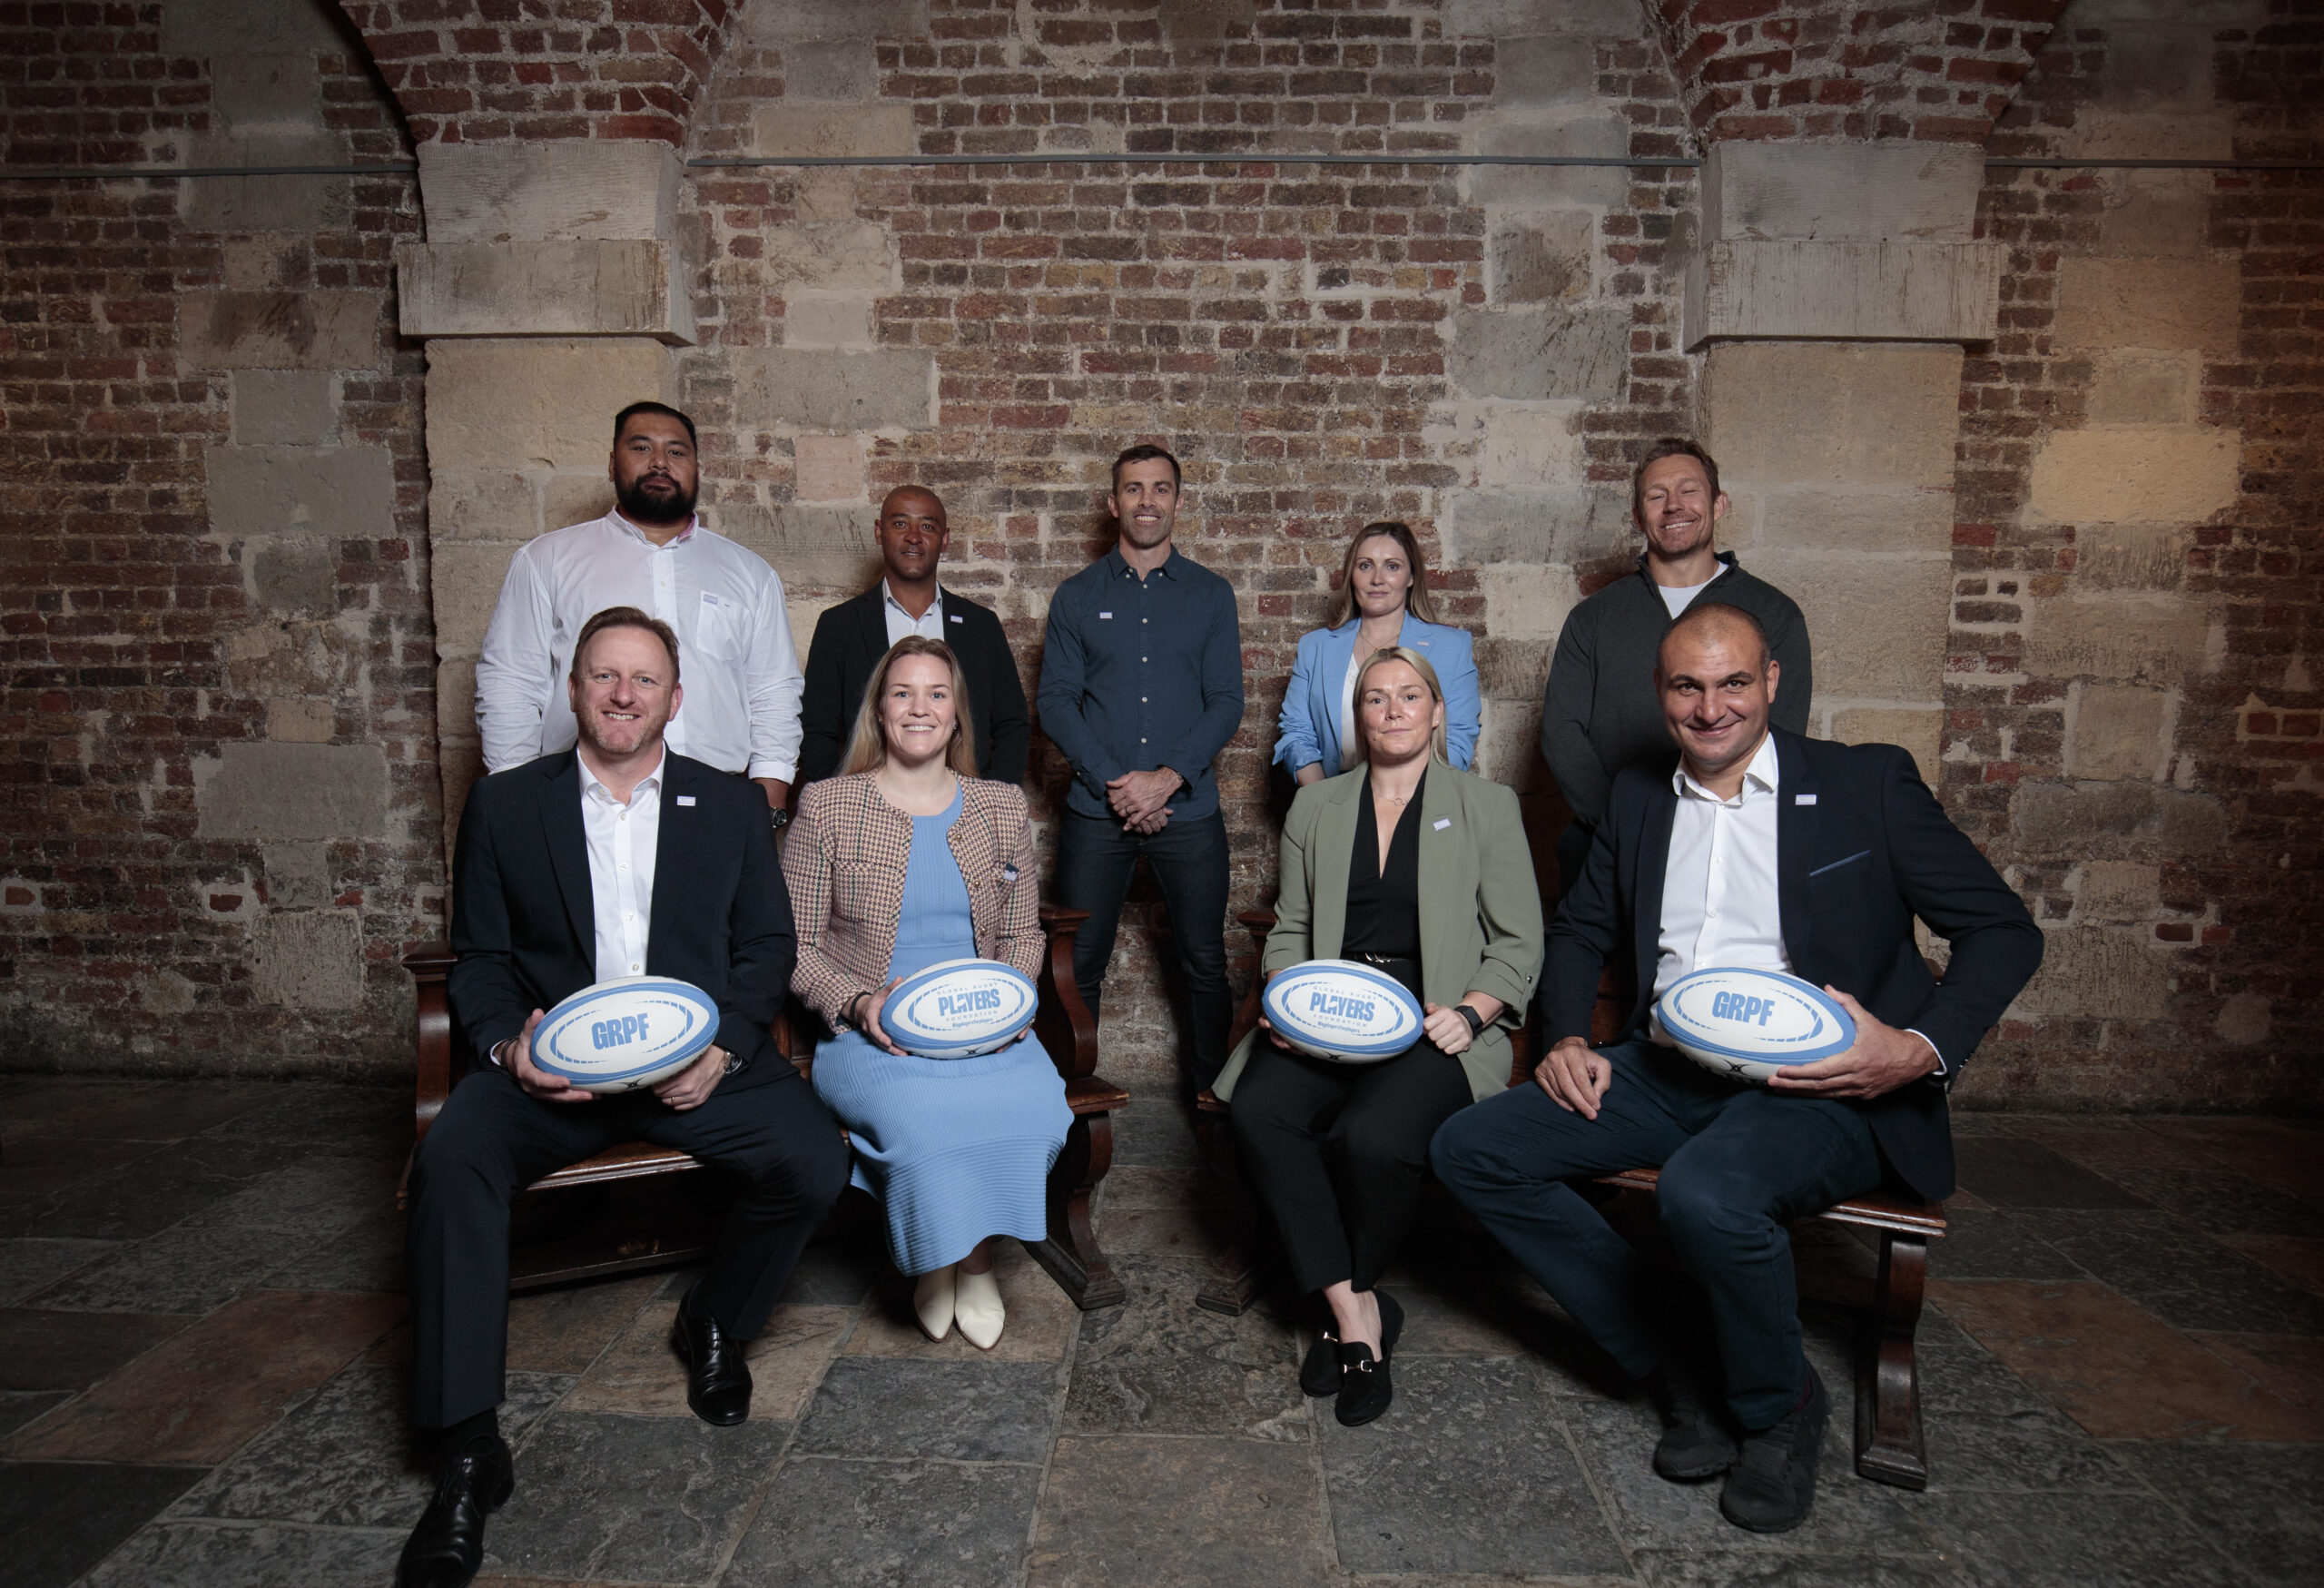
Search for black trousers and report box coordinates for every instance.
[1229,1038,1475,1296]
[407,1063,850,1431]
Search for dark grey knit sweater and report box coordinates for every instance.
[1537,551,1813,824]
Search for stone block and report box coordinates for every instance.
[2070,684,2173,781]
[251,909,364,1011]
[430,543,521,659]
[419,141,681,243]
[1703,342,1961,488]
[161,0,343,57]
[2214,992,2270,1046]
[2013,926,2169,1021]
[783,41,879,102]
[762,224,897,292]
[181,291,381,370]
[2027,428,2238,525]
[1446,306,1629,402]
[2023,597,2210,686]
[194,742,386,842]
[793,168,861,224]
[717,503,882,591]
[1748,551,1950,704]
[265,699,334,744]
[2055,259,2239,355]
[2076,861,2160,922]
[793,436,864,503]
[2062,110,2233,163]
[1446,0,1641,35]
[2088,350,2200,426]
[1159,0,1256,41]
[1481,564,1581,643]
[261,843,332,908]
[785,294,876,348]
[543,475,616,531]
[1492,35,1596,107]
[735,350,936,432]
[2078,522,2191,592]
[2100,172,2211,258]
[428,470,538,543]
[753,104,919,161]
[1830,707,1941,785]
[1703,143,1985,242]
[396,241,695,345]
[249,537,340,617]
[223,621,333,696]
[1443,486,1630,567]
[1735,486,1954,557]
[1489,212,1592,303]
[1470,698,1548,790]
[424,338,674,472]
[210,54,321,126]
[1477,401,1584,488]
[743,0,928,44]
[438,659,478,760]
[2010,782,2227,853]
[182,130,351,233]
[205,445,395,540]
[1472,636,1554,702]
[231,372,336,446]
[1468,119,1633,209]
[1685,240,2002,348]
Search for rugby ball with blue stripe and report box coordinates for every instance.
[1262,959,1426,1063]
[881,958,1039,1059]
[532,974,721,1093]
[1656,966,1856,1084]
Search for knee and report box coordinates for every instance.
[1656,1166,1779,1257]
[1337,1116,1430,1184]
[1427,1105,1496,1192]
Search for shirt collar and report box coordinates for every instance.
[580,745,666,807]
[1106,544,1175,580]
[1672,731,1780,804]
[611,509,697,547]
[881,578,942,616]
[1637,547,1736,583]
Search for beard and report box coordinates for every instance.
[616,472,697,525]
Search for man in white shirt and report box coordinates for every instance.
[474,401,804,814]
[1434,602,2040,1535]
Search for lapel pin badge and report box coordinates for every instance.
[1795,794,1817,805]
[1433,817,1452,831]
[1002,864,1019,883]
[676,794,697,807]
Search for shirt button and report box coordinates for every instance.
[630,962,641,972]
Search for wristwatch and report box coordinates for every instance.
[769,806,791,833]
[1455,1005,1486,1038]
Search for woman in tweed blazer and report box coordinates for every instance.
[783,637,1070,1349]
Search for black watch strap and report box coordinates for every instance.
[1456,1004,1486,1037]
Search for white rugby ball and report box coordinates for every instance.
[1262,959,1427,1063]
[881,958,1039,1060]
[1656,966,1856,1084]
[531,974,722,1093]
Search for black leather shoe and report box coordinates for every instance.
[1719,1366,1828,1533]
[1645,1369,1739,1481]
[672,1286,753,1427]
[1331,1289,1403,1427]
[397,1435,513,1588]
[1301,1319,1343,1396]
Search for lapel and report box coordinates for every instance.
[1413,759,1462,994]
[1309,773,1361,959]
[539,752,596,962]
[645,753,697,969]
[1773,729,1817,966]
[853,585,890,666]
[1632,763,1679,996]
[946,782,1000,946]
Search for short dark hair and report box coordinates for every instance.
[1631,437,1719,514]
[570,605,681,684]
[1659,601,1768,670]
[1110,443,1182,491]
[613,400,698,452]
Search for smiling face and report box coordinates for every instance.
[568,624,681,763]
[875,488,950,585]
[877,652,959,769]
[1633,453,1726,563]
[1657,623,1779,784]
[1356,657,1445,768]
[1349,533,1415,621]
[1107,457,1181,553]
[609,410,699,527]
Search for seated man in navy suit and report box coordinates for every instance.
[399,607,849,1588]
[1433,602,2041,1534]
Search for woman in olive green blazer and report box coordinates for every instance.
[1217,646,1542,1425]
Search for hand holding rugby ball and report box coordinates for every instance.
[876,959,1039,1059]
[1261,960,1427,1063]
[528,975,724,1094]
[1654,966,1856,1084]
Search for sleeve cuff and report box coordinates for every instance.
[1906,1028,1946,1078]
[748,758,795,783]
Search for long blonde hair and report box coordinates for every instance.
[1323,520,1440,630]
[840,636,980,778]
[1350,645,1450,766]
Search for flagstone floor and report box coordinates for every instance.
[0,1074,2318,1587]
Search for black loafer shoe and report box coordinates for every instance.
[1719,1366,1828,1534]
[1331,1289,1404,1427]
[1300,1324,1343,1396]
[672,1286,753,1427]
[397,1435,513,1588]
[1645,1370,1739,1481]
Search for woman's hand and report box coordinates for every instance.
[1257,1012,1295,1051]
[852,978,908,1056]
[1422,992,1506,1057]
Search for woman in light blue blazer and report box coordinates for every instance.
[1275,521,1481,784]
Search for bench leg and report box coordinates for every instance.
[1193,1110,1273,1316]
[1028,1110,1127,1310]
[1855,1229,1930,1490]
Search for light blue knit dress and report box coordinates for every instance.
[810,785,1072,1275]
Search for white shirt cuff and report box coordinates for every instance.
[1906,1028,1945,1077]
[747,757,795,783]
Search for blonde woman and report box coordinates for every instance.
[783,637,1071,1348]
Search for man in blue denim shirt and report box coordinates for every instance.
[1039,444,1246,1090]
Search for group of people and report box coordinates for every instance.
[395,401,2042,1588]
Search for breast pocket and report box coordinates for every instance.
[830,856,902,922]
[693,590,746,664]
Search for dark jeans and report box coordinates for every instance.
[1231,1038,1476,1295]
[1054,806,1233,1090]
[407,1063,849,1430]
[1430,1040,1883,1430]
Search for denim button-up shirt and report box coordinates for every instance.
[1038,546,1245,821]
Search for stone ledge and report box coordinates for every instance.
[1684,240,2003,349]
[396,242,696,346]
[418,141,681,243]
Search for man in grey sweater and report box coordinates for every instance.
[1539,438,1812,895]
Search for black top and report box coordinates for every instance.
[1343,766,1425,996]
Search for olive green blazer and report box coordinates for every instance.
[1212,759,1544,1103]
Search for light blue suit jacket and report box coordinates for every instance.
[1274,614,1481,776]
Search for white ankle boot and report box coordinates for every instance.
[913,1265,958,1342]
[954,1265,1006,1350]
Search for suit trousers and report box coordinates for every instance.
[1231,1039,1476,1296]
[1054,807,1233,1090]
[407,1062,850,1431]
[1430,1040,1882,1430]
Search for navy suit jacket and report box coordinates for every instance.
[795,586,1031,788]
[448,749,797,1088]
[1543,728,2043,1200]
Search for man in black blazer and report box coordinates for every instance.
[1433,602,2039,1534]
[795,486,1031,786]
[399,607,848,1588]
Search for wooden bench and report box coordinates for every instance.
[401,902,1129,1310]
[1191,904,1945,1490]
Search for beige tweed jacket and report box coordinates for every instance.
[783,773,1043,1030]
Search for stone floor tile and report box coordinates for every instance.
[2010,1118,2219,1176]
[263,1208,407,1293]
[1107,1100,1206,1169]
[2112,1438,2324,1585]
[1931,1278,2317,1440]
[0,1307,193,1393]
[0,1139,160,1213]
[1098,1165,1230,1211]
[1060,1254,1307,1441]
[1911,1336,2055,1421]
[725,1455,1041,1587]
[1898,1490,2243,1588]
[794,1356,1059,1463]
[562,1299,852,1421]
[1952,1138,2152,1210]
[3,1288,404,1464]
[505,1273,666,1375]
[199,1084,411,1148]
[1635,1550,1962,1587]
[2102,1168,2324,1238]
[78,1519,406,1587]
[1026,1434,1331,1588]
[2191,1332,2324,1434]
[172,1361,568,1528]
[2033,1209,2324,1335]
[179,1156,399,1236]
[0,1391,66,1439]
[1318,1356,1629,1578]
[1091,1203,1228,1259]
[0,1078,281,1142]
[1918,1405,2143,1493]
[1925,1208,2087,1283]
[483,1410,790,1583]
[0,1238,115,1307]
[27,1222,298,1315]
[17,1135,300,1242]
[2139,1119,2324,1198]
[843,1244,1078,1364]
[0,1460,205,1588]
[1374,1277,1594,1365]
[2221,1234,2324,1299]
[768,1234,886,1307]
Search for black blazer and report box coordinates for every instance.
[795,586,1031,787]
[448,750,797,1088]
[1544,728,2043,1200]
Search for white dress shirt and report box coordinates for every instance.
[475,510,803,782]
[881,580,948,646]
[580,746,663,984]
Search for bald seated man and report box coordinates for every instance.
[795,486,1032,788]
[1432,601,2040,1535]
